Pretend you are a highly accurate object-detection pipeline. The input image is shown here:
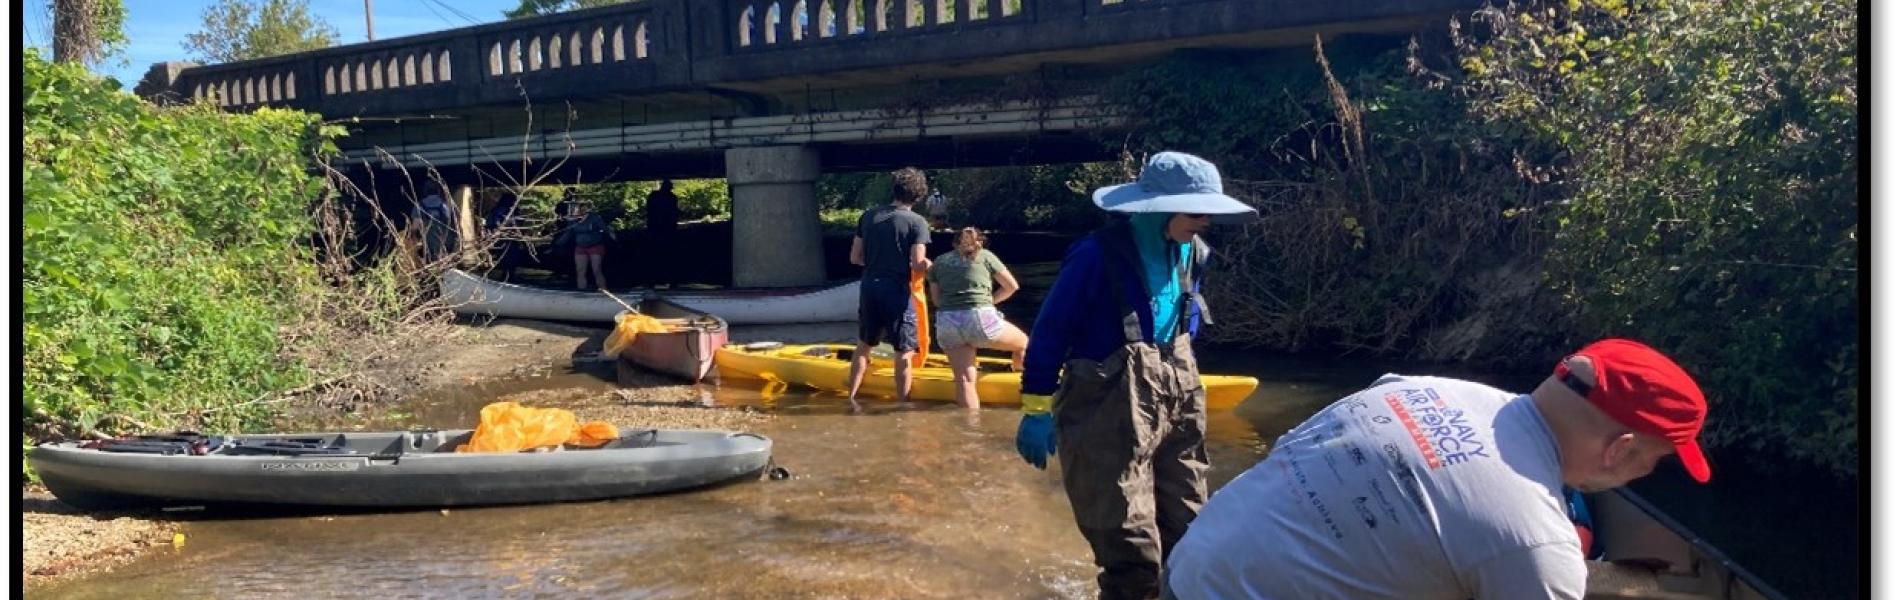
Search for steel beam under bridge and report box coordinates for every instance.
[335,96,1124,181]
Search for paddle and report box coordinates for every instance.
[599,290,696,327]
[600,289,640,314]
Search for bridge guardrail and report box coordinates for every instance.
[167,0,1472,116]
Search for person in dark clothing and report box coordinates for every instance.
[410,181,458,264]
[646,179,680,236]
[484,193,524,281]
[846,167,934,410]
[645,180,682,283]
[1013,152,1258,600]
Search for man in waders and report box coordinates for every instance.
[1164,338,1710,600]
[1015,152,1258,600]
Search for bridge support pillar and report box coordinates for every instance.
[726,146,826,288]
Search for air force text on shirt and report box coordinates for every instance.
[1384,387,1492,469]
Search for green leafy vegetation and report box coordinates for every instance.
[503,0,629,20]
[21,49,340,478]
[183,0,338,63]
[1461,0,1858,475]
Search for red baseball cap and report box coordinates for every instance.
[1553,338,1711,483]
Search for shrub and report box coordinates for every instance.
[21,50,336,476]
[1459,0,1859,475]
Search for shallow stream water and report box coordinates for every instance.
[29,260,1856,598]
[30,351,1374,599]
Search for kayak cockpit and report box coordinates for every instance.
[85,429,676,457]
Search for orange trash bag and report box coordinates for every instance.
[455,401,621,453]
[909,269,930,369]
[601,311,671,357]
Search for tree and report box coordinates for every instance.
[503,0,628,20]
[182,0,338,63]
[1458,0,1858,476]
[50,0,127,66]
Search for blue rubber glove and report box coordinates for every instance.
[1016,393,1057,470]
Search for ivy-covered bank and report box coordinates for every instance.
[20,50,365,478]
[1106,0,1857,477]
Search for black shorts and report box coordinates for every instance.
[858,276,918,352]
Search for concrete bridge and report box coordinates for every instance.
[141,0,1472,286]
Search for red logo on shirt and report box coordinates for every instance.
[1384,392,1442,469]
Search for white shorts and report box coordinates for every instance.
[935,307,1005,350]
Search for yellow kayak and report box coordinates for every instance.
[715,343,1259,410]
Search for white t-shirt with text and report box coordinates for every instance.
[1166,374,1584,600]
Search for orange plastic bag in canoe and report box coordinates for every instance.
[909,270,930,368]
[455,401,621,453]
[602,311,671,357]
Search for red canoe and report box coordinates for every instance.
[607,297,729,383]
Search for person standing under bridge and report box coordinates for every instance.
[410,180,459,265]
[1014,151,1258,600]
[554,193,616,291]
[645,179,682,282]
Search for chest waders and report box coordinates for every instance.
[1053,223,1212,600]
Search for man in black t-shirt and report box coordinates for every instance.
[847,167,933,409]
[645,179,682,282]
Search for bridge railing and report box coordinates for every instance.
[724,0,1030,52]
[167,0,1467,115]
[173,1,692,113]
[317,39,457,102]
[184,54,308,110]
[475,6,659,80]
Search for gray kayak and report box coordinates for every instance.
[30,428,772,510]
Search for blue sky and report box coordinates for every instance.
[23,0,522,88]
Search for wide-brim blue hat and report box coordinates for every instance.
[1092,151,1258,225]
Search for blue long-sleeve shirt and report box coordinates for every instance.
[1021,232,1204,397]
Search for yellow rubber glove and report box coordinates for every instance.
[1020,393,1054,415]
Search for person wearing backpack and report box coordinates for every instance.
[554,196,617,290]
[1012,152,1257,600]
[411,181,459,264]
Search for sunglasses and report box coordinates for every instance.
[1559,369,1593,398]
[1181,213,1210,219]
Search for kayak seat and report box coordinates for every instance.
[223,436,359,457]
[88,433,226,456]
[369,436,407,460]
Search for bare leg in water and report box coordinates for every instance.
[894,350,915,409]
[946,344,981,410]
[845,340,873,413]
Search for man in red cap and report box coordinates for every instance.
[1162,338,1709,600]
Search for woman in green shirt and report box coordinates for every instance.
[926,227,1028,409]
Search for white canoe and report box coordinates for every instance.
[440,269,859,325]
